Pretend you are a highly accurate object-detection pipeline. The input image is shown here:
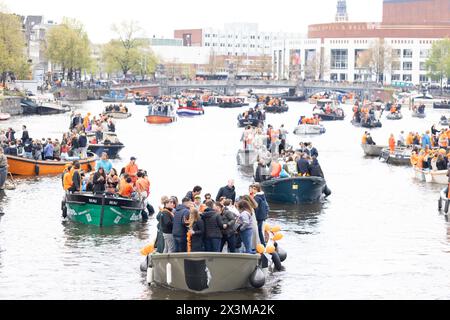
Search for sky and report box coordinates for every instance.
[5,0,383,43]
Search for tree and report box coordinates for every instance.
[102,21,158,78]
[425,38,450,94]
[356,39,396,84]
[0,12,29,86]
[46,18,91,81]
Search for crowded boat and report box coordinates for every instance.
[103,104,131,119]
[176,98,205,116]
[312,99,345,121]
[293,116,326,135]
[351,101,383,128]
[237,106,265,128]
[146,100,177,124]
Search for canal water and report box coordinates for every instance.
[0,101,450,299]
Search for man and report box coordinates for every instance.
[172,197,191,253]
[69,162,82,193]
[202,200,224,253]
[78,132,88,159]
[125,157,139,184]
[309,156,325,178]
[21,125,29,143]
[398,131,405,147]
[308,142,319,158]
[252,183,269,246]
[43,139,54,160]
[136,171,152,220]
[216,179,236,204]
[297,154,310,176]
[95,152,113,174]
[278,124,288,154]
[6,128,15,143]
[185,186,202,202]
[366,133,376,145]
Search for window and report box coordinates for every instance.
[331,49,348,69]
[205,43,210,47]
[420,62,427,71]
[403,49,413,58]
[212,43,217,47]
[403,74,412,81]
[392,49,401,58]
[391,74,401,81]
[403,61,412,70]
[213,34,217,38]
[420,49,429,58]
[330,73,338,81]
[420,75,429,82]
[228,44,232,47]
[340,73,347,81]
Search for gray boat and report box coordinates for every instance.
[379,147,412,166]
[386,113,403,120]
[361,144,387,157]
[144,253,264,294]
[236,147,271,167]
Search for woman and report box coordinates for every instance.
[160,198,175,253]
[92,167,106,194]
[236,200,255,254]
[106,168,120,194]
[217,201,236,253]
[187,208,205,252]
[0,147,8,190]
[53,140,61,161]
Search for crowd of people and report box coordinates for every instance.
[352,101,383,124]
[241,124,289,155]
[155,181,270,255]
[104,104,129,114]
[298,115,321,126]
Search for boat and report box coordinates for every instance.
[63,192,144,227]
[36,103,71,115]
[146,102,177,124]
[293,124,326,135]
[351,119,382,128]
[20,98,39,114]
[386,113,403,120]
[134,97,151,105]
[379,147,411,166]
[412,111,426,119]
[433,102,450,109]
[264,104,289,113]
[236,147,271,167]
[218,97,248,108]
[201,96,220,107]
[86,132,124,159]
[143,252,265,293]
[176,106,204,117]
[0,113,11,121]
[237,114,264,128]
[438,187,450,215]
[282,94,305,102]
[101,91,134,103]
[439,116,449,126]
[361,144,387,157]
[413,167,448,185]
[261,177,331,204]
[7,152,97,176]
[312,99,345,121]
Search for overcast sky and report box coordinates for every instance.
[5,0,383,43]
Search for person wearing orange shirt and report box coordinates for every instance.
[389,134,396,154]
[362,132,368,145]
[83,113,91,131]
[119,177,134,198]
[125,156,139,184]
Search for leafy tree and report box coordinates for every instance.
[46,18,91,81]
[0,12,29,86]
[102,21,158,78]
[425,38,450,94]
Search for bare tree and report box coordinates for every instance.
[357,39,397,84]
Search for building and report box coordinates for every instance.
[273,0,450,85]
[336,0,349,22]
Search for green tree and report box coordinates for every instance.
[425,38,450,94]
[102,21,158,77]
[0,12,29,86]
[46,18,91,81]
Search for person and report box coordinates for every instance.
[187,208,205,252]
[6,128,15,142]
[389,134,396,154]
[202,200,224,252]
[136,171,152,218]
[297,154,310,176]
[422,131,432,149]
[21,125,29,143]
[251,183,269,246]
[0,147,8,190]
[92,167,106,194]
[125,157,139,184]
[218,200,237,253]
[366,133,376,145]
[95,152,113,174]
[398,131,405,147]
[185,186,202,202]
[43,140,54,160]
[309,156,325,178]
[69,162,82,193]
[236,200,255,254]
[308,143,319,158]
[172,197,191,253]
[62,165,73,191]
[119,177,134,198]
[215,179,236,204]
[160,198,175,253]
[105,168,120,194]
[78,132,88,159]
[203,193,212,204]
[193,195,202,210]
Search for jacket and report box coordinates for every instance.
[190,219,205,252]
[221,209,236,236]
[160,209,174,234]
[297,158,310,175]
[201,208,223,239]
[78,135,88,148]
[309,159,324,178]
[254,192,269,221]
[93,172,106,193]
[172,204,190,238]
[216,185,236,203]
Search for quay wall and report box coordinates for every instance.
[0,97,22,115]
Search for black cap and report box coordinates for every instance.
[130,157,137,161]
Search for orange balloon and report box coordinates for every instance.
[256,244,265,254]
[265,245,276,254]
[273,233,284,241]
[264,224,271,232]
[270,226,281,233]
[140,244,154,256]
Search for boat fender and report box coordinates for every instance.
[323,185,332,197]
[445,200,450,215]
[249,266,266,289]
[140,257,148,272]
[276,246,287,263]
[146,265,153,285]
[166,263,172,285]
[438,199,442,212]
[271,252,283,272]
[61,201,67,218]
[34,164,39,176]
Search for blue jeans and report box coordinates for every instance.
[173,236,187,253]
[204,238,221,252]
[221,234,236,253]
[257,220,266,246]
[240,228,254,254]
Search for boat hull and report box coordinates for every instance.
[386,113,403,120]
[434,103,450,109]
[293,125,326,135]
[219,103,247,108]
[65,193,143,227]
[313,113,345,121]
[261,177,327,204]
[135,100,150,106]
[361,144,386,157]
[36,106,70,115]
[7,154,97,176]
[237,117,264,128]
[264,106,289,113]
[413,168,448,184]
[145,115,176,124]
[88,144,124,159]
[101,97,134,103]
[103,112,131,119]
[147,252,259,293]
[379,148,411,166]
[412,113,426,118]
[176,107,204,116]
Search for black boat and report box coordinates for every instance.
[282,95,306,102]
[237,114,264,128]
[261,177,331,204]
[36,103,71,115]
[314,112,345,121]
[20,98,39,115]
[351,119,382,128]
[219,102,248,108]
[433,102,450,109]
[264,105,289,113]
[86,132,124,159]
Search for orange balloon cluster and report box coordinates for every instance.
[257,224,284,254]
[140,244,155,256]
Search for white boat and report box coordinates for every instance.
[293,124,326,135]
[361,144,387,157]
[103,111,131,119]
[413,167,448,184]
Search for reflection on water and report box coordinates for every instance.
[0,101,450,299]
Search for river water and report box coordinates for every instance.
[0,100,450,300]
